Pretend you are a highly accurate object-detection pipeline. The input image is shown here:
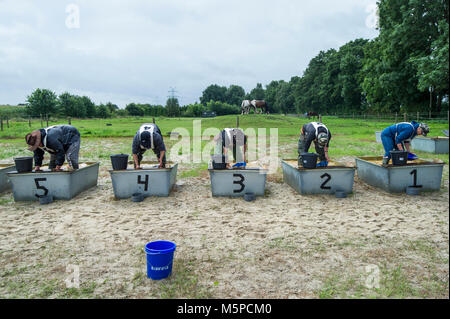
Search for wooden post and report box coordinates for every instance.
[429,110,431,119]
[0,117,3,131]
[29,117,31,128]
[40,114,43,128]
[68,117,71,125]
[395,112,398,123]
[236,116,239,128]
[417,111,419,122]
[152,117,155,124]
[319,114,322,123]
[404,113,407,122]
[46,114,49,127]
[6,117,9,128]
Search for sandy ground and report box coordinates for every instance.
[0,156,448,299]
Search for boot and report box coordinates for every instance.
[382,157,389,167]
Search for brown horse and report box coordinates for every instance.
[250,100,268,114]
[306,111,318,119]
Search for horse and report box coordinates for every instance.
[306,111,319,119]
[241,100,251,114]
[250,100,268,114]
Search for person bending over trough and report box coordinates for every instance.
[132,123,166,169]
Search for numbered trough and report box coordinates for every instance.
[355,156,444,193]
[0,164,15,193]
[282,159,355,195]
[7,162,100,201]
[411,137,449,154]
[109,161,178,199]
[208,162,267,197]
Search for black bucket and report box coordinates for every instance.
[110,154,129,170]
[211,155,228,169]
[299,153,318,169]
[14,157,33,173]
[390,150,407,166]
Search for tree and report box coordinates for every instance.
[166,97,180,117]
[249,83,265,100]
[225,85,246,106]
[96,104,111,118]
[106,102,119,114]
[26,88,58,117]
[81,96,96,118]
[200,84,227,105]
[125,103,144,116]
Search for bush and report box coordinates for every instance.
[206,100,240,116]
[183,103,206,117]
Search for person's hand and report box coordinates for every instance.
[135,165,142,170]
[34,166,41,172]
[52,166,63,172]
[158,161,163,168]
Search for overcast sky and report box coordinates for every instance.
[0,0,379,107]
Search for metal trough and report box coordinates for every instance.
[109,161,178,198]
[0,164,15,193]
[375,131,382,143]
[208,163,267,197]
[7,162,100,201]
[282,159,355,195]
[355,156,444,193]
[411,137,449,154]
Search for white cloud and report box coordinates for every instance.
[0,0,378,107]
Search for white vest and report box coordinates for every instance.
[40,126,57,153]
[139,123,155,150]
[311,122,328,137]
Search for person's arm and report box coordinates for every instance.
[34,148,44,170]
[132,154,141,169]
[324,146,330,162]
[52,140,66,171]
[243,142,247,163]
[158,150,165,168]
[404,142,411,153]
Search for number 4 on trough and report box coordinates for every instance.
[137,175,149,192]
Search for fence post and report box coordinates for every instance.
[6,117,9,128]
[236,116,239,128]
[319,114,322,123]
[152,117,155,124]
[68,117,71,125]
[404,113,407,121]
[29,117,31,128]
[395,112,398,123]
[0,117,3,131]
[429,110,431,119]
[417,111,419,122]
[40,114,43,128]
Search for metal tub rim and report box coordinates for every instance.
[282,159,355,171]
[7,162,100,176]
[355,156,444,169]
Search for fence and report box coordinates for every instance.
[287,111,449,122]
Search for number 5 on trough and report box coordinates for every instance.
[34,178,49,198]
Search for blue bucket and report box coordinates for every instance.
[145,241,176,280]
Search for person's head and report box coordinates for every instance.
[317,132,329,148]
[140,131,152,149]
[25,130,41,151]
[418,123,429,136]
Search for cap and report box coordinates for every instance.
[317,132,329,147]
[419,123,429,136]
[140,131,152,149]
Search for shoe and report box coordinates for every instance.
[382,157,389,167]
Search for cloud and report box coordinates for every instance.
[0,0,378,107]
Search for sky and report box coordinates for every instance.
[0,0,379,108]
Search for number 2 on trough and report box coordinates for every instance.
[320,173,332,190]
[137,175,149,192]
[233,174,245,193]
[34,178,49,198]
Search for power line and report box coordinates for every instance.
[167,87,179,100]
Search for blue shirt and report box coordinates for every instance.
[381,121,419,145]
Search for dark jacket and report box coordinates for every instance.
[381,121,420,145]
[132,124,166,155]
[301,122,331,151]
[34,125,80,166]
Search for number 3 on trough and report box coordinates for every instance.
[233,174,245,193]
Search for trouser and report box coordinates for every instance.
[297,134,326,162]
[136,150,166,168]
[214,142,244,163]
[49,135,80,169]
[381,133,405,159]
